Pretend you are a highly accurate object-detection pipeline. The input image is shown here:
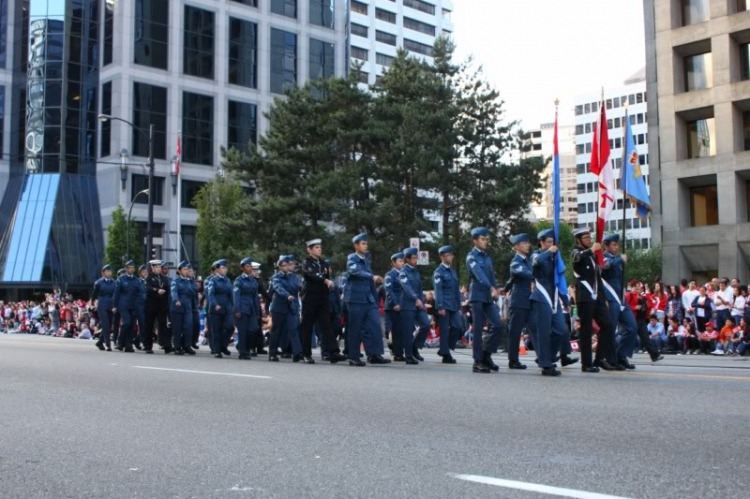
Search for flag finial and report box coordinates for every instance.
[554,98,560,107]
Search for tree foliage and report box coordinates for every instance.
[624,244,662,285]
[104,205,138,269]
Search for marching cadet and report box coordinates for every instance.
[528,229,566,376]
[601,233,664,368]
[234,257,260,360]
[144,260,170,354]
[466,227,502,373]
[252,262,269,356]
[133,264,148,350]
[112,260,139,352]
[111,268,126,345]
[399,247,431,362]
[345,234,390,366]
[207,259,235,359]
[507,234,532,369]
[269,255,303,362]
[433,246,461,364]
[92,265,116,351]
[384,252,407,362]
[171,261,197,355]
[159,262,173,351]
[300,239,346,364]
[572,228,621,372]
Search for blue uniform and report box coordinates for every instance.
[508,254,533,363]
[92,277,116,347]
[170,276,197,350]
[344,253,384,360]
[113,273,140,349]
[134,277,147,347]
[527,249,565,368]
[399,264,431,356]
[234,273,261,356]
[207,274,235,354]
[433,264,462,356]
[602,251,640,362]
[465,247,502,362]
[269,271,302,357]
[384,268,405,357]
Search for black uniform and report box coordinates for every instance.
[145,272,171,352]
[300,256,341,358]
[572,246,616,368]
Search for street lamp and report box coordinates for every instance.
[119,149,129,191]
[127,188,149,263]
[100,114,156,267]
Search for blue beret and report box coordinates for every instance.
[177,261,192,270]
[404,247,419,257]
[101,264,112,272]
[510,233,529,245]
[323,259,331,266]
[213,259,227,268]
[352,233,368,244]
[537,229,555,241]
[277,255,289,266]
[124,260,135,267]
[573,228,591,238]
[391,252,405,261]
[603,233,620,244]
[438,245,453,255]
[138,264,147,272]
[240,257,253,267]
[117,269,126,276]
[471,227,489,238]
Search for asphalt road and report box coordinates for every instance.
[1,335,749,499]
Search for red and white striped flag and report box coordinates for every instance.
[589,100,615,260]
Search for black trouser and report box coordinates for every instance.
[300,296,339,357]
[577,297,615,367]
[686,335,700,352]
[144,306,168,351]
[696,316,709,333]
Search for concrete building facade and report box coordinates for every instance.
[644,0,750,283]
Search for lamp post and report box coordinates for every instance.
[127,189,149,263]
[100,114,156,263]
[119,149,129,191]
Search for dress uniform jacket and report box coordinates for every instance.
[508,254,533,310]
[384,269,403,311]
[344,253,377,304]
[92,277,116,310]
[466,247,498,303]
[270,272,300,314]
[145,273,170,310]
[572,247,601,303]
[433,264,460,312]
[207,275,234,314]
[113,274,139,310]
[233,273,261,317]
[398,264,425,311]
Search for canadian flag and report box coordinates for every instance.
[589,101,616,259]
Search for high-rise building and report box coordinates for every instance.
[348,0,454,86]
[0,0,347,296]
[574,70,653,250]
[644,0,750,283]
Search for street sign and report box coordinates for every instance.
[410,238,420,249]
[418,251,429,266]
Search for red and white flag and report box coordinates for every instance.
[589,100,616,258]
[173,132,181,177]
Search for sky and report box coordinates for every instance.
[452,0,646,129]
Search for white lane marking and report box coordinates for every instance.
[132,366,272,379]
[451,474,633,499]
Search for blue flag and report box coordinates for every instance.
[621,113,651,219]
[553,108,568,299]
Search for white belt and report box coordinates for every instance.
[535,280,559,313]
[573,272,597,299]
[601,278,624,311]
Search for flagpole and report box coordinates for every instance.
[595,88,603,240]
[176,130,182,265]
[553,99,560,293]
[621,101,629,303]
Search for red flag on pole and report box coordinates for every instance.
[589,99,615,263]
[174,132,181,177]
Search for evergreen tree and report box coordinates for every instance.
[104,205,138,268]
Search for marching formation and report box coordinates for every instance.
[90,226,661,376]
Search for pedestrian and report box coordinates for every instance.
[170,261,197,356]
[207,259,235,358]
[692,286,712,332]
[507,233,533,370]
[234,257,260,360]
[91,264,115,352]
[399,247,431,362]
[465,227,502,373]
[384,252,409,362]
[112,260,139,353]
[433,246,461,364]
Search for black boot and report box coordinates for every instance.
[412,347,424,362]
[472,362,490,373]
[96,341,105,351]
[484,353,499,372]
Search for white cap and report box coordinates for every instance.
[306,239,322,247]
[251,262,261,269]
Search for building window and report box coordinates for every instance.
[690,185,719,226]
[181,225,200,270]
[272,0,297,18]
[404,0,436,15]
[376,8,396,24]
[351,46,368,61]
[358,70,369,84]
[404,39,433,57]
[270,28,297,94]
[686,118,716,158]
[376,53,394,67]
[403,17,435,36]
[742,111,750,150]
[310,0,334,29]
[181,180,207,209]
[376,30,397,46]
[309,39,335,80]
[134,0,169,70]
[684,52,712,91]
[682,0,709,26]
[575,105,583,116]
[740,1,750,12]
[351,0,368,15]
[184,5,215,79]
[228,17,258,89]
[132,174,165,205]
[100,82,111,158]
[351,23,368,37]
[741,44,750,81]
[104,1,114,66]
[228,100,257,154]
[132,82,168,159]
[182,92,214,165]
[231,0,259,6]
